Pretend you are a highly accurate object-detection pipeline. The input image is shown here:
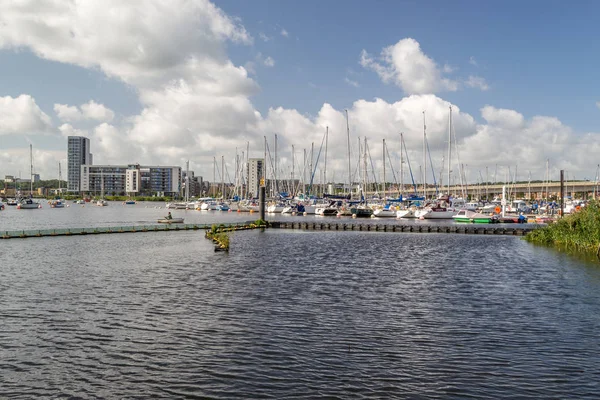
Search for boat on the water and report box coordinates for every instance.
[453,209,498,224]
[18,198,40,209]
[373,204,396,217]
[96,199,108,206]
[350,205,374,218]
[50,199,65,208]
[123,200,136,205]
[157,218,184,224]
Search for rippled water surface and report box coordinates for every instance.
[1,207,599,398]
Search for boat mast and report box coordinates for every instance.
[382,138,386,200]
[345,109,351,197]
[363,137,368,201]
[30,144,33,196]
[423,111,427,198]
[263,136,267,196]
[400,133,404,198]
[221,156,225,199]
[185,160,189,202]
[274,134,278,196]
[291,144,295,197]
[324,126,328,196]
[303,148,306,195]
[213,156,216,197]
[245,141,249,199]
[448,106,452,196]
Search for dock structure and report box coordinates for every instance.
[268,221,537,236]
[1,221,539,240]
[0,222,258,240]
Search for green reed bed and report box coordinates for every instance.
[525,201,600,255]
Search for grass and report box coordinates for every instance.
[525,201,600,255]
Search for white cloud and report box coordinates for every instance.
[345,78,360,88]
[259,32,271,42]
[81,100,115,122]
[281,28,289,37]
[54,100,115,122]
[465,75,490,91]
[596,101,600,110]
[263,56,275,67]
[58,123,89,138]
[360,38,459,94]
[0,94,53,135]
[54,104,83,122]
[469,56,478,66]
[0,0,252,88]
[481,106,524,129]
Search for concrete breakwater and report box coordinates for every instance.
[269,221,537,236]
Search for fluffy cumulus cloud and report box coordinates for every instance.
[0,1,598,183]
[0,94,53,135]
[360,38,459,94]
[54,100,114,122]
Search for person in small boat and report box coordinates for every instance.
[166,212,173,220]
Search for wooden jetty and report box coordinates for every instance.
[0,222,258,240]
[268,221,537,236]
[1,220,539,240]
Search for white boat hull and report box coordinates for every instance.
[396,209,416,218]
[373,208,396,217]
[415,209,456,219]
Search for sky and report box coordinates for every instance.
[1,0,600,187]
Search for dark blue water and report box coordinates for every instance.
[1,228,599,398]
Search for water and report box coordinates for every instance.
[1,204,599,398]
[0,200,540,232]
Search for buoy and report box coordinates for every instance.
[494,206,501,214]
[292,212,296,216]
[303,212,307,216]
[352,214,357,218]
[419,216,425,220]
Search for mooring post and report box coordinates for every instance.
[259,186,266,222]
[560,169,564,219]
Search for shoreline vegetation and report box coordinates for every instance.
[205,219,268,251]
[525,201,600,258]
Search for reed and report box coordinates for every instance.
[525,201,600,254]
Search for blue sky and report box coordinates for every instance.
[0,0,599,182]
[217,0,600,131]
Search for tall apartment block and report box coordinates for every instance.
[247,158,264,198]
[67,136,92,192]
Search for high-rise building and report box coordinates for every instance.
[247,158,264,198]
[67,136,92,192]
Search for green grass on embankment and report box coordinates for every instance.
[525,201,600,255]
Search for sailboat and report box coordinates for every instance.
[50,162,65,208]
[17,144,40,209]
[96,170,108,206]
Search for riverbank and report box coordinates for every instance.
[525,201,600,256]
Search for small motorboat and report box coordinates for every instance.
[157,218,184,224]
